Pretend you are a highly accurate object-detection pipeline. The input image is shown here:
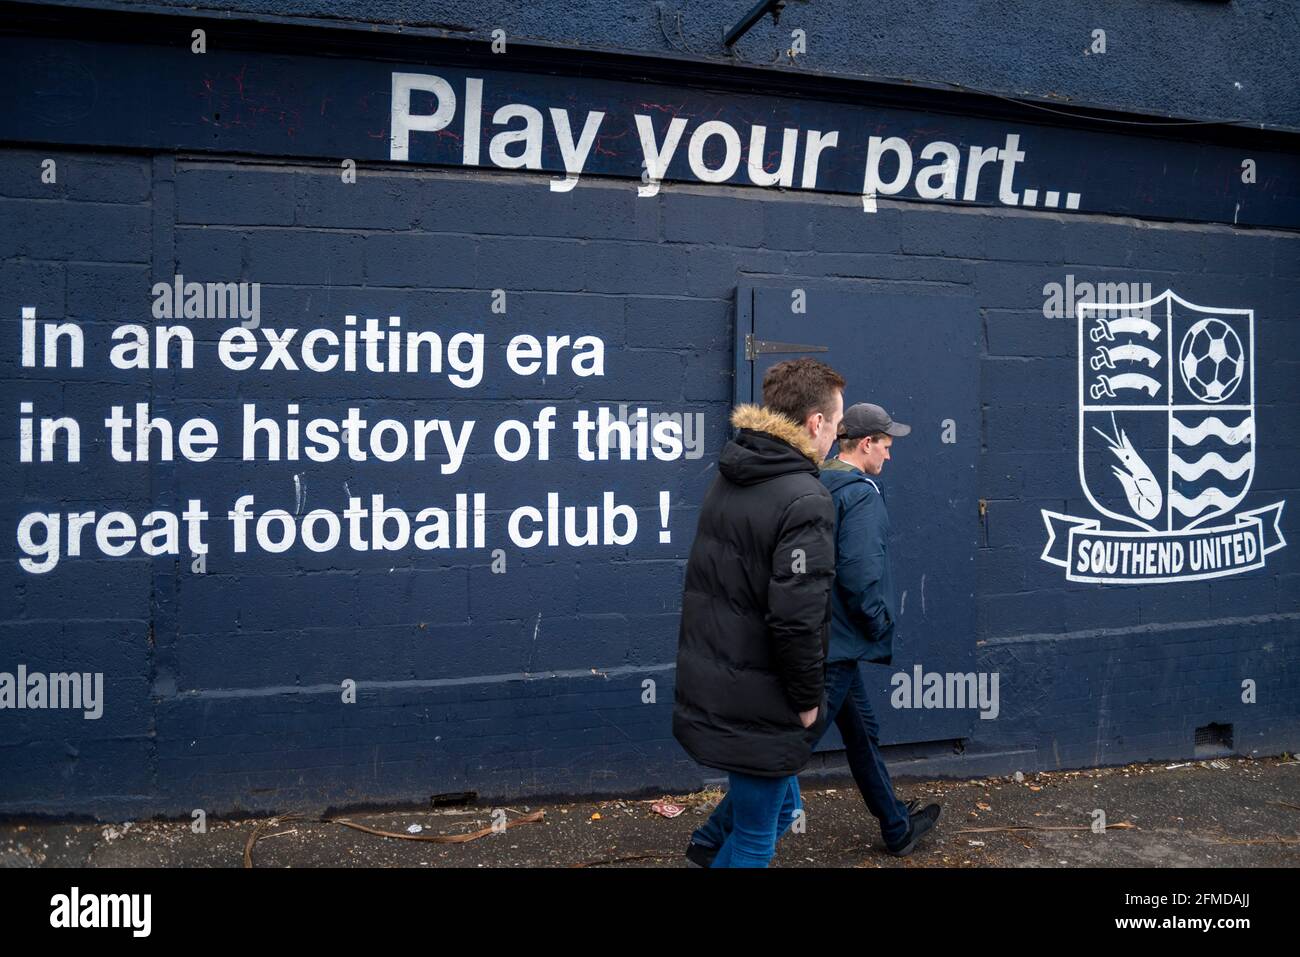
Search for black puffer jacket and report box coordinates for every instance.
[673,404,836,777]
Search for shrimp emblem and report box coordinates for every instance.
[1092,412,1162,521]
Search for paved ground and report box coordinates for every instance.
[2,755,1297,867]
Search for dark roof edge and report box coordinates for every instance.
[10,0,1300,146]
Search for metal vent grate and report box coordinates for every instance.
[1194,722,1233,757]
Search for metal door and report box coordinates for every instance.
[735,280,980,745]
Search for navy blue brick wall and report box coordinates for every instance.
[2,135,1298,817]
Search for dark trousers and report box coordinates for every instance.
[693,660,911,853]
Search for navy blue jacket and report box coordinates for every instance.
[819,457,896,665]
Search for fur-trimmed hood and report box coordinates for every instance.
[729,404,820,466]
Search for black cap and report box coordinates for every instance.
[837,402,911,440]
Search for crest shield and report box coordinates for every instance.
[1079,290,1254,534]
[1043,288,1283,584]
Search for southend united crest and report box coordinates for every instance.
[1042,290,1285,583]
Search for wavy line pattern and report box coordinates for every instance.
[1170,487,1247,518]
[1171,416,1253,446]
[1169,451,1254,482]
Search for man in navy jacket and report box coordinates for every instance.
[816,402,940,856]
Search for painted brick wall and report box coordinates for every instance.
[2,142,1298,817]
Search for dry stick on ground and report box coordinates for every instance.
[331,809,545,843]
[954,822,1137,834]
[244,809,545,867]
[243,813,305,868]
[1210,836,1300,846]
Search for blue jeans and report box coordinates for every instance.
[694,661,911,854]
[706,772,802,868]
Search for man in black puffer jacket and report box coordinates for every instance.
[673,357,844,867]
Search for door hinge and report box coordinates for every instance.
[744,335,829,361]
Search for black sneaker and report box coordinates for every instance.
[685,839,719,868]
[886,803,941,857]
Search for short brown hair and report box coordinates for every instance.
[762,358,845,424]
[838,430,888,454]
[838,434,865,454]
